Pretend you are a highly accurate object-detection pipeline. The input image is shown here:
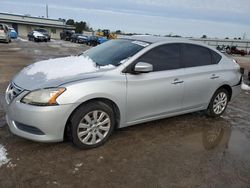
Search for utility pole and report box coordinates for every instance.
[46,4,49,18]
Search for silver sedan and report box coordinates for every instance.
[4,35,242,149]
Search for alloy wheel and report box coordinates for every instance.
[77,110,111,145]
[212,92,228,114]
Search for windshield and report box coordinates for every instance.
[83,39,147,66]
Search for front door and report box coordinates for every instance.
[125,43,185,124]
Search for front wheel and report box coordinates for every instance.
[70,101,115,149]
[206,88,229,117]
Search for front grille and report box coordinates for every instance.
[5,82,24,104]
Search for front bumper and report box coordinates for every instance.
[3,91,78,142]
[0,35,7,41]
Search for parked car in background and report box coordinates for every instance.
[87,36,99,46]
[9,27,18,39]
[226,46,247,56]
[70,33,82,43]
[98,37,109,44]
[60,30,74,41]
[0,23,11,43]
[34,28,51,41]
[3,36,242,149]
[27,31,47,42]
[77,35,89,44]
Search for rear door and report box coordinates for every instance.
[126,43,185,124]
[181,43,223,110]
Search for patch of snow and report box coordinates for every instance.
[0,144,10,167]
[23,56,115,80]
[97,156,104,162]
[75,163,83,167]
[241,82,250,91]
[34,49,42,55]
[132,40,149,47]
[7,161,16,169]
[7,48,21,51]
[18,37,28,42]
[62,43,80,48]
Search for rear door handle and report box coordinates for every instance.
[172,78,184,84]
[210,74,220,79]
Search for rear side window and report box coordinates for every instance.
[0,24,3,30]
[211,51,222,64]
[182,44,212,67]
[136,44,182,71]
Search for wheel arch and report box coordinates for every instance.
[64,97,121,140]
[216,84,232,101]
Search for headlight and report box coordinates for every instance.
[21,88,66,106]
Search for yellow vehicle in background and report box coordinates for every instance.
[96,29,117,39]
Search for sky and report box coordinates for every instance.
[1,0,250,38]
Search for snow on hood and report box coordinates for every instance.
[23,55,114,80]
[33,31,44,37]
[0,144,10,167]
[13,55,114,90]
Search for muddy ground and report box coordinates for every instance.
[0,39,250,188]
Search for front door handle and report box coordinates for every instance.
[210,74,220,79]
[172,78,184,85]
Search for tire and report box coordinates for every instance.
[70,101,115,149]
[206,88,229,117]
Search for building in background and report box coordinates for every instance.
[0,12,75,39]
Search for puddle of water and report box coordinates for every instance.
[228,128,250,161]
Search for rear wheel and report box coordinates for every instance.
[206,88,229,117]
[70,101,115,149]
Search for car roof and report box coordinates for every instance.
[120,35,191,44]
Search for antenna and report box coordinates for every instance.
[46,4,49,18]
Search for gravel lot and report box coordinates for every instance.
[0,39,250,188]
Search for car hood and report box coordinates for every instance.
[12,56,114,90]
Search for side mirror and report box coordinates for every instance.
[134,62,153,73]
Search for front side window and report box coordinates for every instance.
[135,44,182,71]
[182,44,212,67]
